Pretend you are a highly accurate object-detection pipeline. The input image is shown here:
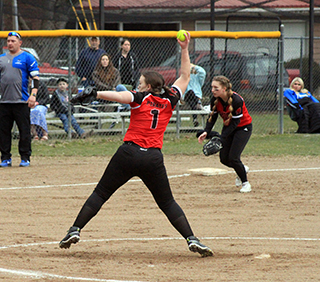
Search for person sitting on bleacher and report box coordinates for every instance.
[30,80,50,140]
[50,78,92,138]
[284,77,320,133]
[183,63,206,127]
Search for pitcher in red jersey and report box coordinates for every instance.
[59,31,213,257]
[198,75,253,193]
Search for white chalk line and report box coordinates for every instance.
[1,167,320,281]
[1,234,319,281]
[0,173,190,191]
[1,167,320,191]
[0,267,144,282]
[1,235,320,252]
[0,173,187,281]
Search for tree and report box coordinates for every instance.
[2,0,75,64]
[3,0,73,30]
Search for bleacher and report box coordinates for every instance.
[45,103,210,137]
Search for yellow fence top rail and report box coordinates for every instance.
[0,29,281,39]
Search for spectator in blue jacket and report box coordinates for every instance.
[183,63,206,127]
[284,77,320,133]
[75,37,105,87]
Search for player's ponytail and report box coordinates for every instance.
[142,71,176,97]
[224,79,233,126]
[208,99,218,122]
[162,85,176,97]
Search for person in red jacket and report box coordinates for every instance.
[59,31,213,257]
[198,75,253,193]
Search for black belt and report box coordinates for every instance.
[124,141,159,151]
[124,141,139,146]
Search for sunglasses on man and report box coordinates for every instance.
[8,32,21,39]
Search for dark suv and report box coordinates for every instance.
[140,51,288,97]
[140,51,209,86]
[197,52,289,96]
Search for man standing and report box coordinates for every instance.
[0,32,39,167]
[75,37,105,87]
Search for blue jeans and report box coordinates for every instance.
[57,113,84,136]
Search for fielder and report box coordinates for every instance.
[198,75,252,193]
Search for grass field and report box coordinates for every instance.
[7,111,320,158]
[8,131,320,158]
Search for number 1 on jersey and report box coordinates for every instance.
[150,109,159,129]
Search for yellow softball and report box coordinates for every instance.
[177,30,187,42]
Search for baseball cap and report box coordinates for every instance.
[8,31,22,39]
[57,77,68,84]
[89,36,99,40]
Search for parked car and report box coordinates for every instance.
[140,50,288,96]
[286,68,300,85]
[140,51,210,86]
[2,47,76,93]
[197,52,289,95]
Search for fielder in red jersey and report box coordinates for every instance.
[198,75,253,193]
[59,31,213,257]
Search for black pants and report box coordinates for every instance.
[220,124,252,182]
[0,103,31,161]
[73,142,193,239]
[184,90,201,121]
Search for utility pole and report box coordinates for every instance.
[0,0,3,30]
[99,0,105,49]
[309,0,314,92]
[12,0,19,30]
[99,0,104,30]
[210,0,215,85]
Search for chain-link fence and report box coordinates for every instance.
[1,30,289,139]
[284,36,320,95]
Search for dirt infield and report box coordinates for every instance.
[0,155,319,281]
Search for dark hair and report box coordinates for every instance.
[142,71,176,97]
[57,77,68,84]
[120,38,130,46]
[94,53,118,82]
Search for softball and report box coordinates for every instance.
[177,30,187,42]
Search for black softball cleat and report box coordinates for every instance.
[187,236,214,257]
[59,226,80,249]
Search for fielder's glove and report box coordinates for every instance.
[202,136,223,156]
[70,86,97,105]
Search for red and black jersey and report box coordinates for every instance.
[123,86,181,149]
[211,92,252,127]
